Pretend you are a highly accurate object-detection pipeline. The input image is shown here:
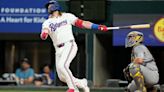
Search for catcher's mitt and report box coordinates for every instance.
[123,65,133,83]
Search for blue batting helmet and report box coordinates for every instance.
[45,0,62,14]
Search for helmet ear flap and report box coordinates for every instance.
[48,4,56,14]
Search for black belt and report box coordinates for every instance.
[57,43,65,48]
[142,59,154,66]
[57,40,73,48]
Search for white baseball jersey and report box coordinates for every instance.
[42,13,89,90]
[42,13,78,46]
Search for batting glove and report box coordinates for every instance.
[98,25,108,32]
[41,32,48,40]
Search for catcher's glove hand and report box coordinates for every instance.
[123,65,133,83]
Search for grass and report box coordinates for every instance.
[0,86,125,92]
[0,91,63,92]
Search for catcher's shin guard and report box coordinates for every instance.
[129,63,146,92]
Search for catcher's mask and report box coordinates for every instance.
[45,0,62,14]
[125,31,144,48]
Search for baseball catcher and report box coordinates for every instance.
[124,31,159,92]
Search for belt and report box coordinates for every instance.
[57,43,65,48]
[142,59,154,66]
[57,40,73,48]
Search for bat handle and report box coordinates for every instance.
[107,27,120,30]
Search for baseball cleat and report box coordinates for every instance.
[67,89,79,92]
[81,79,90,92]
[75,78,90,92]
[67,89,74,92]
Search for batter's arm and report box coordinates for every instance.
[74,19,108,32]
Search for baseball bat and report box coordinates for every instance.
[107,24,151,30]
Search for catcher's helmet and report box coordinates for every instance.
[125,31,144,47]
[45,0,62,14]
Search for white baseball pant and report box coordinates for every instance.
[55,40,84,90]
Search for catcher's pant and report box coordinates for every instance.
[128,64,159,92]
[55,40,82,90]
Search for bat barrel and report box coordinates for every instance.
[130,24,151,29]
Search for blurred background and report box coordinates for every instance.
[0,0,164,92]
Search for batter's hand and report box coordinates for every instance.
[41,32,48,40]
[98,25,108,32]
[41,28,49,40]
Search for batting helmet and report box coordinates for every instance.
[45,0,62,14]
[125,31,144,47]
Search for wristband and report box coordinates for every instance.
[91,23,99,30]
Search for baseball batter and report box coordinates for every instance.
[124,31,159,92]
[40,0,108,92]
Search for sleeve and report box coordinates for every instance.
[42,21,51,31]
[133,46,144,59]
[28,69,34,78]
[15,69,20,78]
[66,13,78,25]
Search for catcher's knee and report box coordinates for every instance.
[129,63,143,78]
